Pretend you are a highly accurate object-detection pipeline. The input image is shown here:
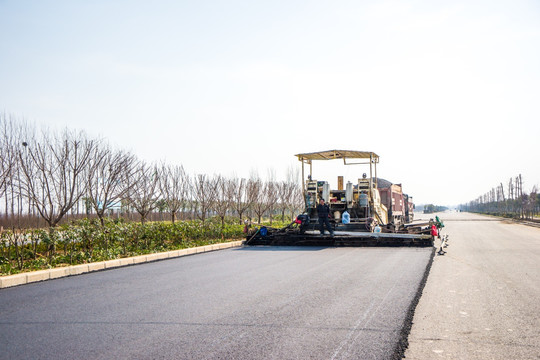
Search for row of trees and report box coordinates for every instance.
[0,114,305,230]
[422,204,448,214]
[461,174,540,219]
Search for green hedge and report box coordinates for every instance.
[0,217,244,276]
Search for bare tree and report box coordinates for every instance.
[230,177,253,224]
[18,128,97,228]
[280,166,303,221]
[192,174,217,222]
[158,163,189,223]
[0,114,32,221]
[126,162,161,224]
[517,174,524,218]
[86,145,137,225]
[533,186,540,217]
[212,175,234,229]
[525,185,537,219]
[288,182,304,220]
[277,181,294,222]
[264,180,279,225]
[508,177,514,200]
[249,175,267,224]
[0,113,14,199]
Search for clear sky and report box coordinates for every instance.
[1,0,539,206]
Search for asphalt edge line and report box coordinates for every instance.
[0,240,244,289]
[392,245,436,360]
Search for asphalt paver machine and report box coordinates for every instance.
[246,150,433,247]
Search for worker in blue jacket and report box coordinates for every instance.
[316,198,334,236]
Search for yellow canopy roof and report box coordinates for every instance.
[295,150,379,162]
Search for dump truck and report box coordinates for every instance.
[246,150,433,247]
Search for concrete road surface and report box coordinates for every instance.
[0,246,433,360]
[405,211,540,359]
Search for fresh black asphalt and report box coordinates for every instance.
[0,246,433,359]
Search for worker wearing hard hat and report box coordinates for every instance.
[317,198,334,236]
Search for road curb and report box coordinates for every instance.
[0,240,244,289]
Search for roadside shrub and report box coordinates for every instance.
[0,217,245,275]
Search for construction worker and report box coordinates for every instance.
[317,198,334,236]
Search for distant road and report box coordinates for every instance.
[406,211,540,359]
[0,245,432,359]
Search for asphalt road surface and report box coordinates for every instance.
[0,246,433,360]
[406,211,540,359]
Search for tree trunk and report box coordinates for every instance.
[238,210,244,225]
